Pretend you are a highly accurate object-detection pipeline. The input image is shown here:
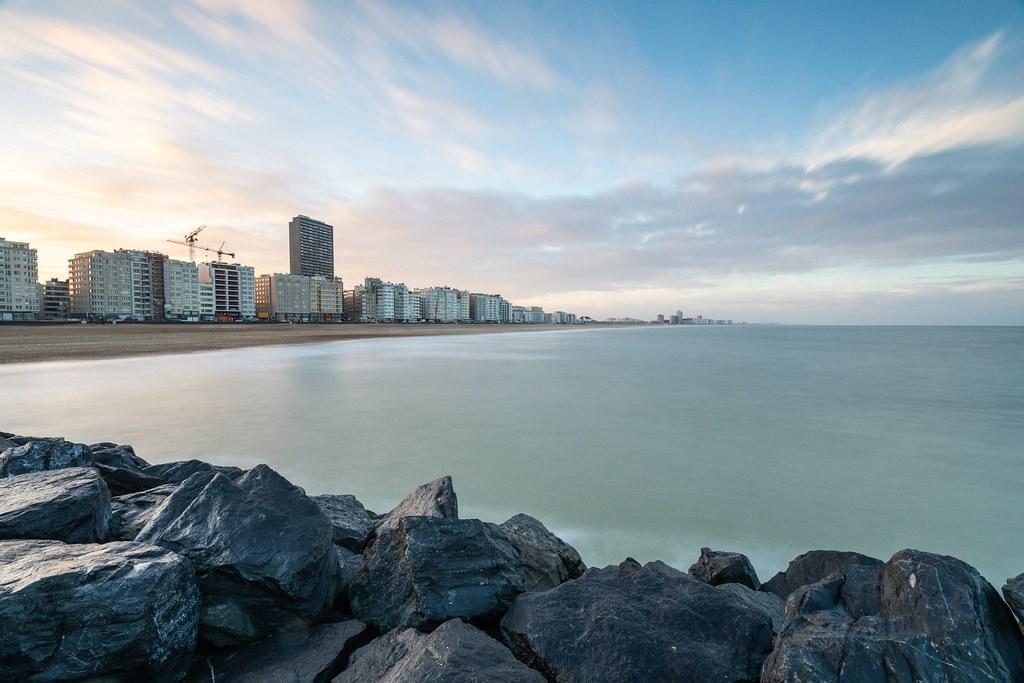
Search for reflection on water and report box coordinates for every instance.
[3,325,1023,583]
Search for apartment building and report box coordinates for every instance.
[289,215,334,278]
[309,276,343,322]
[163,259,201,320]
[68,249,153,320]
[469,293,510,323]
[41,278,69,320]
[0,238,40,320]
[347,277,406,322]
[256,273,311,322]
[415,286,470,322]
[394,287,421,322]
[198,262,255,320]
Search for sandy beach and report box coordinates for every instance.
[0,323,627,364]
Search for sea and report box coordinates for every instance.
[3,325,1022,584]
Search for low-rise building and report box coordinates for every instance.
[0,238,40,321]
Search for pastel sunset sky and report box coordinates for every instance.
[1,0,1022,322]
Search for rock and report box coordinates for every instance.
[136,465,339,646]
[351,516,528,631]
[498,513,586,590]
[0,434,16,450]
[0,467,111,542]
[375,476,458,534]
[189,620,369,683]
[142,459,244,484]
[717,582,786,633]
[94,461,168,496]
[1003,574,1024,626]
[110,484,178,540]
[335,619,545,683]
[0,437,91,477]
[761,549,883,599]
[688,546,761,589]
[500,558,775,682]
[89,442,151,470]
[312,494,375,551]
[0,539,199,682]
[762,549,1024,682]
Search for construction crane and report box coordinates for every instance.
[167,226,236,262]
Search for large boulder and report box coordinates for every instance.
[0,467,111,542]
[0,434,17,450]
[335,619,545,683]
[1003,574,1024,626]
[688,546,761,589]
[762,549,1024,682]
[717,582,786,633]
[89,442,151,470]
[0,539,199,682]
[136,465,339,646]
[0,437,91,477]
[142,459,244,484]
[94,462,168,496]
[498,513,586,590]
[500,558,775,682]
[312,494,375,551]
[351,516,532,631]
[189,620,369,683]
[761,549,883,599]
[374,476,458,534]
[110,484,178,540]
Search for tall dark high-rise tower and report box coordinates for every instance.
[289,215,334,278]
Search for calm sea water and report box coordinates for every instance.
[2,325,1022,584]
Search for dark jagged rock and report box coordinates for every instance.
[136,465,339,646]
[312,494,375,551]
[374,476,458,534]
[0,434,16,450]
[89,442,151,470]
[717,582,786,633]
[500,559,776,683]
[0,467,111,542]
[110,483,178,540]
[95,461,168,496]
[351,517,529,631]
[0,437,91,477]
[142,459,244,484]
[1003,574,1024,626]
[762,549,1024,682]
[0,539,199,682]
[688,546,761,589]
[335,619,545,683]
[189,620,369,683]
[761,549,883,599]
[498,513,586,590]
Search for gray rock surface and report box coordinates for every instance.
[110,483,178,540]
[0,539,199,682]
[498,513,586,590]
[762,549,1024,682]
[94,461,168,496]
[0,437,91,477]
[312,494,375,551]
[0,467,111,542]
[1003,573,1024,626]
[761,549,883,599]
[189,620,368,683]
[688,546,761,589]
[142,459,244,483]
[375,476,458,534]
[136,465,339,646]
[335,619,544,683]
[89,442,151,470]
[717,582,786,633]
[351,516,529,631]
[500,558,776,683]
[0,434,17,450]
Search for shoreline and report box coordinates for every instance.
[0,322,635,365]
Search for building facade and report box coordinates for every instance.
[68,249,153,320]
[256,273,311,322]
[198,262,255,320]
[309,276,343,322]
[394,287,421,322]
[41,278,69,320]
[163,259,200,319]
[289,215,334,279]
[469,293,510,323]
[415,286,470,322]
[0,238,40,320]
[347,277,406,322]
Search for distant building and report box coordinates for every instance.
[41,278,69,320]
[289,215,334,279]
[511,305,526,323]
[163,259,200,320]
[526,306,545,323]
[199,262,255,320]
[310,276,343,322]
[68,249,153,321]
[469,293,510,322]
[145,252,168,321]
[0,238,40,321]
[256,273,311,322]
[415,286,469,322]
[394,287,421,322]
[347,277,407,322]
[199,281,214,319]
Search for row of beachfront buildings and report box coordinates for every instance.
[1,220,586,324]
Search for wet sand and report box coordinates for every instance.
[0,323,627,364]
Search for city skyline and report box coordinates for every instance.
[1,1,1022,323]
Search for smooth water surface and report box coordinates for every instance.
[3,325,1022,582]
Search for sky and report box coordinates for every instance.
[0,0,1022,323]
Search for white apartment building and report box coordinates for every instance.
[0,238,40,321]
[469,293,510,323]
[394,287,421,322]
[256,273,311,322]
[68,249,153,320]
[348,277,405,322]
[198,262,255,320]
[163,259,200,319]
[415,286,469,322]
[527,306,546,323]
[199,281,214,319]
[310,276,343,322]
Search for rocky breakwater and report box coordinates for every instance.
[1,431,1024,682]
